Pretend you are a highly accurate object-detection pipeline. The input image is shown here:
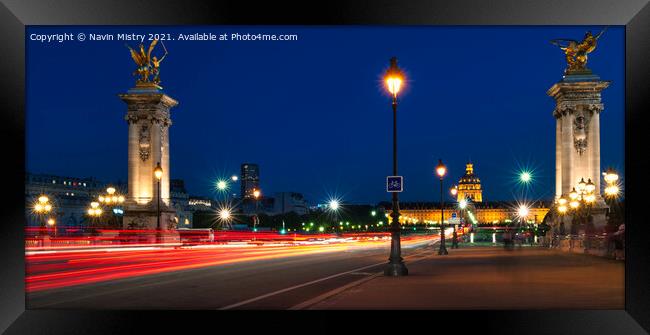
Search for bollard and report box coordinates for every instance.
[470,232,474,243]
[492,233,496,244]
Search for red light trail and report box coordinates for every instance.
[25,230,436,293]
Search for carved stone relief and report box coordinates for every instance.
[138,123,151,161]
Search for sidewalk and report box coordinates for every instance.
[305,245,624,309]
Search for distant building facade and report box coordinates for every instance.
[272,192,309,216]
[25,173,123,227]
[385,161,550,225]
[240,163,260,199]
[388,201,551,225]
[26,173,196,229]
[169,179,193,228]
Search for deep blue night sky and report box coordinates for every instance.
[26,26,624,205]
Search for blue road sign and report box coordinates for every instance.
[386,176,403,192]
[452,212,457,218]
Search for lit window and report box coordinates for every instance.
[52,180,56,184]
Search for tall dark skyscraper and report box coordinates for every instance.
[240,163,260,199]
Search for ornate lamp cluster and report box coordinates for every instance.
[33,195,56,229]
[87,201,103,217]
[34,195,53,215]
[87,186,125,218]
[555,177,596,219]
[602,168,620,198]
[98,186,125,205]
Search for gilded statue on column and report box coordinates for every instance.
[551,28,606,73]
[125,39,168,87]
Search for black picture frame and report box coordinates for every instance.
[1,0,648,333]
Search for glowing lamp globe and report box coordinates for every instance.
[603,168,619,184]
[154,163,163,180]
[384,57,404,97]
[578,178,587,192]
[605,185,620,197]
[585,179,596,193]
[435,159,447,178]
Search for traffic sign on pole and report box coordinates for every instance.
[386,176,403,192]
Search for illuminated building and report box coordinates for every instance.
[456,162,483,202]
[240,163,260,199]
[385,201,550,225]
[381,161,549,225]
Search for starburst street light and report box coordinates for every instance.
[459,198,468,209]
[231,175,239,182]
[520,171,532,183]
[216,180,228,191]
[328,199,340,211]
[518,205,530,219]
[219,208,231,220]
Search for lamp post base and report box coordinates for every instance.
[438,245,449,255]
[384,261,408,276]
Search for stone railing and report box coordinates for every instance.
[549,233,624,260]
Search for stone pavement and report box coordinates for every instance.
[305,245,624,309]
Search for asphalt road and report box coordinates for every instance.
[27,238,435,309]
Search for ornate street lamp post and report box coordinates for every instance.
[33,195,53,236]
[450,185,459,247]
[86,201,103,235]
[98,186,125,228]
[436,159,448,255]
[555,197,568,247]
[154,162,163,243]
[252,188,261,240]
[384,57,408,276]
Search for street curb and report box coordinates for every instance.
[289,246,436,310]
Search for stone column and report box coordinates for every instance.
[555,117,562,198]
[548,72,610,228]
[119,84,178,230]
